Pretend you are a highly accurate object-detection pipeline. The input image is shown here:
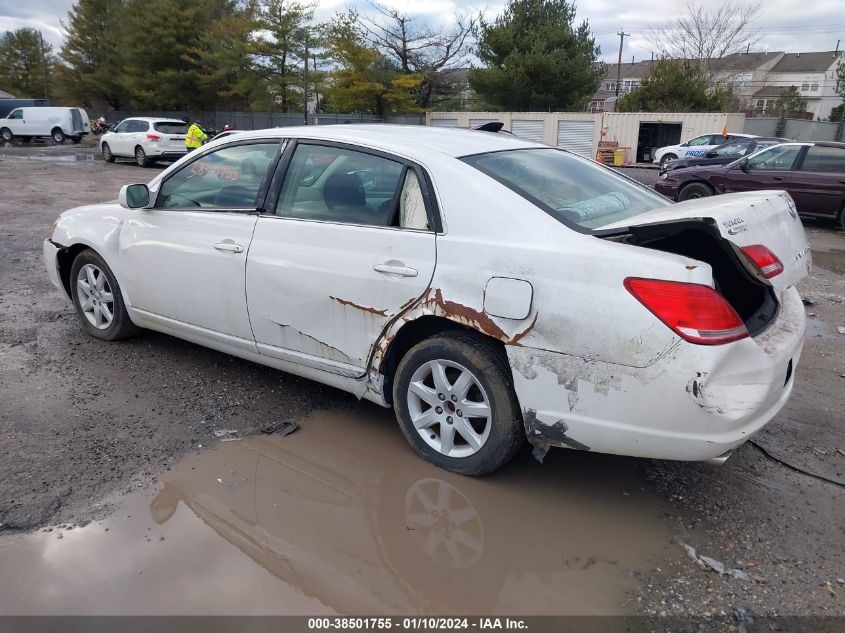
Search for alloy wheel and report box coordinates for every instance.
[406,359,492,458]
[76,264,114,330]
[135,147,146,166]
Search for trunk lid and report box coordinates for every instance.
[600,190,811,292]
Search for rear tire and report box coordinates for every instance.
[101,142,115,163]
[70,249,139,341]
[678,182,714,201]
[71,135,82,144]
[51,128,66,144]
[392,331,525,476]
[135,145,149,167]
[837,204,845,231]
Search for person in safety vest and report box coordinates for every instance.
[185,121,208,152]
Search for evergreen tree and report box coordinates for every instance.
[60,0,128,109]
[469,0,603,111]
[617,61,732,113]
[252,0,314,112]
[122,0,229,109]
[0,28,53,99]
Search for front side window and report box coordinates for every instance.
[7,109,22,120]
[114,120,130,133]
[156,142,279,209]
[276,144,407,227]
[463,148,668,231]
[687,135,713,146]
[746,145,802,171]
[800,146,845,173]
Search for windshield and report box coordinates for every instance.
[154,121,188,134]
[462,148,669,230]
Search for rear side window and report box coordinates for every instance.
[463,148,667,231]
[127,120,149,133]
[800,146,845,173]
[154,122,188,134]
[157,142,279,209]
[276,144,405,227]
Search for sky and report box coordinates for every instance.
[1,0,844,63]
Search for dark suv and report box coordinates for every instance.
[654,142,845,227]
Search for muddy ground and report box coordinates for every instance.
[0,144,843,619]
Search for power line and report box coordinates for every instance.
[615,29,630,98]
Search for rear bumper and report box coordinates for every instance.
[152,149,188,159]
[507,286,805,462]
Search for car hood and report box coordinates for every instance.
[666,163,731,178]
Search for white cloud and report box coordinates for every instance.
[1,0,843,61]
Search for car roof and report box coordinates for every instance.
[219,124,545,158]
[124,117,187,124]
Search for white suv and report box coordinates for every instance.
[653,133,756,167]
[100,118,188,167]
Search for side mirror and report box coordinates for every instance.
[739,159,750,173]
[119,184,151,209]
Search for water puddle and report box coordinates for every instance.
[24,154,97,163]
[0,407,674,615]
[812,249,845,276]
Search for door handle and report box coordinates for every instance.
[213,242,244,253]
[773,176,784,181]
[373,263,418,277]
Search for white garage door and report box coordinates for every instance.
[469,118,500,128]
[556,121,595,157]
[511,120,544,143]
[431,119,458,127]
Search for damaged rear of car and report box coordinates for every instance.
[461,148,809,464]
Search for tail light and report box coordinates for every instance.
[624,277,748,345]
[146,133,161,141]
[741,244,783,279]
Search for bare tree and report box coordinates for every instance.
[353,1,478,107]
[648,2,762,79]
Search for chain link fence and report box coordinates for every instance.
[104,111,424,130]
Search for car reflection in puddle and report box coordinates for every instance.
[0,406,674,615]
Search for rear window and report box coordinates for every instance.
[154,122,188,134]
[462,148,668,231]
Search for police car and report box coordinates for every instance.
[653,132,757,167]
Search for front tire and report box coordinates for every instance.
[0,127,12,142]
[101,142,115,162]
[660,153,677,167]
[135,145,149,167]
[678,182,714,201]
[51,128,66,144]
[393,331,524,476]
[70,249,139,341]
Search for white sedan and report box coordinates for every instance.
[44,126,810,475]
[100,117,188,167]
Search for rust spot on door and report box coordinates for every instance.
[330,296,389,317]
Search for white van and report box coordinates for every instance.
[0,107,90,144]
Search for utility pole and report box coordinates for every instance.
[38,30,49,100]
[312,54,319,114]
[615,29,630,98]
[303,32,309,126]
